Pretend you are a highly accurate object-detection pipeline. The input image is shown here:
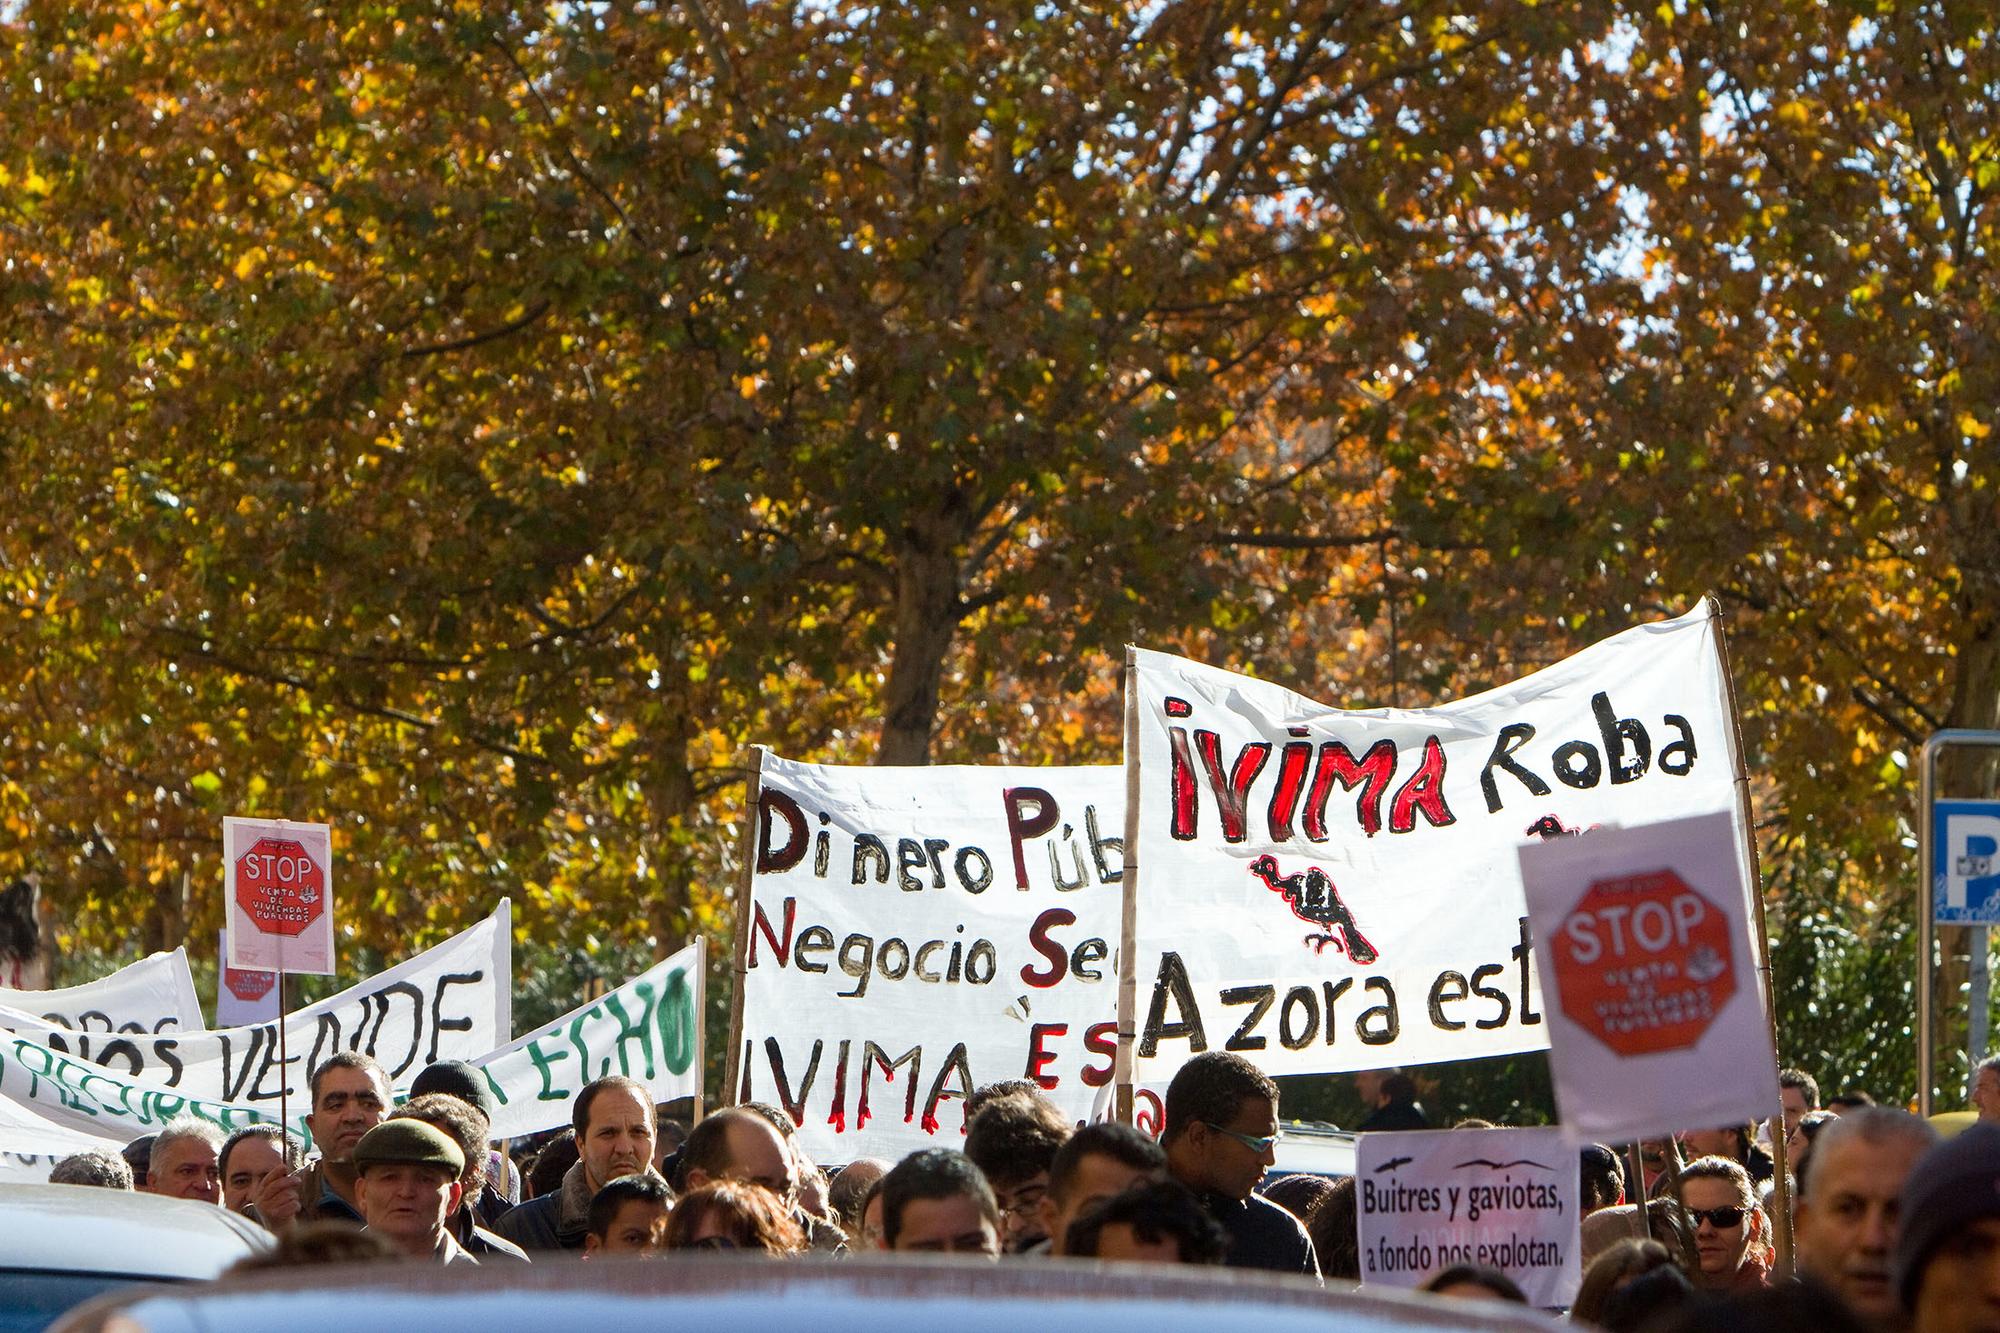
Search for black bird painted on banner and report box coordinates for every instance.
[1248,854,1379,963]
[1374,1156,1414,1173]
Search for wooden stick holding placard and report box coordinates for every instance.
[691,934,708,1126]
[1114,650,1141,1125]
[1705,594,1793,1277]
[720,747,765,1110]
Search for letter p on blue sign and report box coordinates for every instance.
[1937,801,2000,924]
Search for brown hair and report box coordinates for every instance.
[663,1181,804,1254]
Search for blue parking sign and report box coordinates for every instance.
[1935,800,2000,924]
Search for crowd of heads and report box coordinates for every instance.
[38,1046,2000,1333]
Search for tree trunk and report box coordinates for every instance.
[876,493,970,766]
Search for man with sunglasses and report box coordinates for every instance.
[1162,1051,1319,1276]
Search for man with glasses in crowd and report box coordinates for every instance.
[965,1090,1070,1254]
[1162,1051,1318,1275]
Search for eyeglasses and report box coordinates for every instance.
[998,1187,1046,1221]
[689,1234,741,1251]
[1203,1122,1281,1154]
[1685,1206,1745,1229]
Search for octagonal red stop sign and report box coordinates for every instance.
[1553,868,1735,1057]
[224,964,276,1003]
[233,837,327,937]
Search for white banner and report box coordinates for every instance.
[1125,601,1744,1081]
[734,754,1123,1163]
[0,902,511,1114]
[475,940,703,1140]
[0,1026,303,1146]
[0,950,203,1034]
[0,1151,69,1185]
[1356,1126,1580,1306]
[1521,810,1776,1144]
[216,929,282,1027]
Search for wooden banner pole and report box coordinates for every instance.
[692,934,708,1126]
[720,747,765,1110]
[1706,594,1793,1277]
[1114,649,1141,1125]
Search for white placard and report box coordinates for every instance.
[475,940,703,1140]
[1356,1126,1580,1306]
[0,903,511,1114]
[736,754,1123,1162]
[216,929,282,1027]
[0,949,203,1034]
[1125,601,1746,1083]
[224,816,335,974]
[1520,811,1777,1144]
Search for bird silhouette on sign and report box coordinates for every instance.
[1373,1156,1414,1173]
[1248,854,1378,963]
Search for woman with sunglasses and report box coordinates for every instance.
[663,1180,805,1255]
[1674,1156,1771,1292]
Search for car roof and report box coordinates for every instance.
[0,1183,273,1278]
[56,1254,1556,1333]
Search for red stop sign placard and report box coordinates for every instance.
[233,837,327,937]
[225,964,276,1002]
[1552,868,1735,1056]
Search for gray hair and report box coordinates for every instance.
[220,1123,306,1178]
[49,1149,134,1190]
[152,1115,226,1161]
[1802,1106,1938,1205]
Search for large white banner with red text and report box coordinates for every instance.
[1125,601,1748,1083]
[737,753,1122,1163]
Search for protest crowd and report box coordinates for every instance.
[27,1042,2000,1333]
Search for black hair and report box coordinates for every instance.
[587,1173,674,1239]
[964,1093,1071,1190]
[1421,1264,1528,1302]
[572,1075,655,1140]
[1161,1051,1277,1147]
[1308,1176,1358,1280]
[219,1123,307,1179]
[1063,1179,1228,1264]
[1778,1067,1821,1109]
[1048,1122,1166,1207]
[526,1130,577,1199]
[1581,1143,1625,1213]
[309,1050,390,1106]
[879,1148,998,1248]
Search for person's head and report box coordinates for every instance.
[663,1181,804,1254]
[1972,1057,2000,1124]
[1779,1068,1822,1139]
[859,1178,887,1250]
[307,1051,391,1166]
[351,1120,465,1258]
[676,1107,795,1206]
[1062,1179,1228,1264]
[584,1173,673,1257]
[1162,1051,1279,1201]
[49,1149,133,1190]
[1681,1125,1751,1163]
[219,1124,305,1215]
[572,1075,657,1193]
[1041,1121,1167,1256]
[1895,1121,2000,1333]
[964,1093,1071,1252]
[1572,1238,1682,1327]
[1354,1068,1394,1107]
[145,1117,224,1204]
[1598,1262,1696,1333]
[1419,1264,1529,1304]
[527,1130,577,1199]
[1581,1143,1626,1215]
[1791,1108,1841,1194]
[408,1060,501,1125]
[1795,1107,1937,1326]
[1308,1176,1359,1280]
[1262,1173,1337,1228]
[1677,1155,1767,1288]
[1828,1092,1876,1115]
[828,1158,889,1242]
[880,1149,1002,1256]
[120,1135,154,1184]
[221,1221,397,1274]
[392,1092,492,1209]
[966,1080,1052,1121]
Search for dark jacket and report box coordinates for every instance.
[1200,1189,1320,1276]
[1358,1099,1430,1133]
[494,1161,672,1253]
[454,1197,531,1263]
[295,1161,364,1226]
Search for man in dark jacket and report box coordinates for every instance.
[296,1051,392,1225]
[1162,1051,1319,1276]
[497,1075,663,1252]
[1355,1068,1430,1132]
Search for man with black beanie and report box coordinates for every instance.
[1892,1122,2000,1333]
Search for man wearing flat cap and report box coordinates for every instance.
[1894,1122,2000,1332]
[352,1120,479,1265]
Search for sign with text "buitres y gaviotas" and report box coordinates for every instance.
[1124,600,1746,1086]
[737,754,1122,1164]
[225,817,334,974]
[1357,1126,1580,1307]
[1520,809,1776,1145]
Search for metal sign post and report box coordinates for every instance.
[1917,730,2000,1117]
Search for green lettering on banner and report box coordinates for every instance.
[602,985,657,1079]
[527,1037,570,1102]
[481,1065,509,1108]
[569,1005,602,1081]
[659,968,695,1077]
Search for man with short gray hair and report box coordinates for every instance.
[220,1123,306,1226]
[49,1148,133,1190]
[1970,1054,2000,1124]
[143,1117,224,1204]
[1796,1105,1939,1329]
